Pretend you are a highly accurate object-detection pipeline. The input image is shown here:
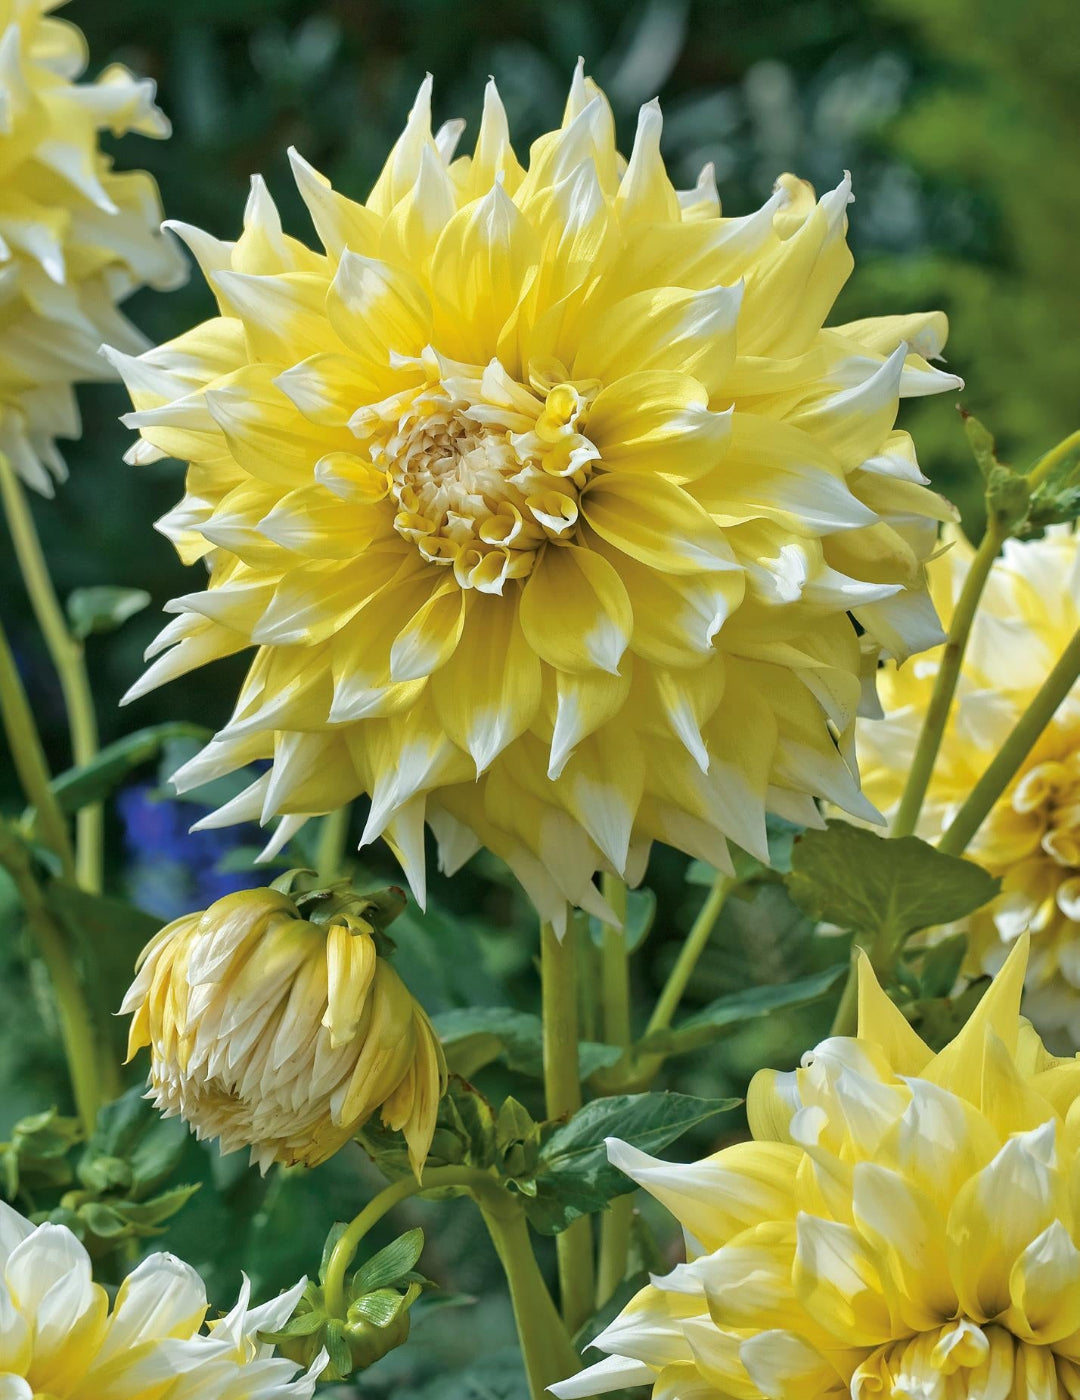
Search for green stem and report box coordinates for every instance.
[477,1184,582,1397]
[646,872,733,1038]
[891,519,1005,839]
[541,918,594,1335]
[939,622,1080,857]
[1029,427,1080,489]
[0,614,75,879]
[315,804,352,882]
[0,823,107,1134]
[323,1166,578,1400]
[0,455,102,892]
[596,874,632,1308]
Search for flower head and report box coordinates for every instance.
[858,525,1080,1039]
[553,935,1080,1400]
[114,66,958,928]
[0,1198,322,1397]
[121,882,447,1174]
[0,0,185,493]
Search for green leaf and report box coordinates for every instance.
[961,411,1030,530]
[66,586,151,640]
[352,1227,425,1295]
[77,1200,130,1238]
[348,1287,408,1327]
[526,1093,736,1236]
[33,722,212,821]
[434,1007,621,1081]
[113,1182,201,1229]
[639,963,848,1058]
[785,820,999,960]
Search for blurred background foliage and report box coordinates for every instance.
[1,0,1077,1393]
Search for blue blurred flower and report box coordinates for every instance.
[117,783,267,920]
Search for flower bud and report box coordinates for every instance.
[122,883,447,1174]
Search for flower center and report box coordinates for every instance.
[354,352,599,593]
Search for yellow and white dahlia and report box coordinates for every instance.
[0,0,185,493]
[553,935,1080,1400]
[121,884,447,1174]
[0,1199,322,1397]
[113,66,960,928]
[858,525,1080,1040]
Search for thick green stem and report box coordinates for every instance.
[596,874,632,1308]
[0,823,108,1134]
[891,520,1005,839]
[0,614,75,879]
[323,1166,578,1400]
[0,455,102,891]
[939,622,1080,857]
[541,918,594,1334]
[478,1184,582,1397]
[315,804,352,882]
[646,873,732,1038]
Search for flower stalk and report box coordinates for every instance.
[596,875,633,1308]
[0,453,102,891]
[323,1166,578,1400]
[890,519,1006,839]
[541,918,594,1334]
[939,621,1080,857]
[0,613,75,879]
[0,821,111,1134]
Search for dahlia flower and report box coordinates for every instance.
[121,884,447,1174]
[552,934,1080,1400]
[113,66,959,928]
[0,1199,322,1398]
[0,0,185,494]
[858,525,1080,1040]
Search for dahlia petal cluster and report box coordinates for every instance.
[0,1199,322,1398]
[858,525,1080,1039]
[113,65,959,928]
[553,935,1080,1400]
[0,0,185,493]
[121,885,447,1174]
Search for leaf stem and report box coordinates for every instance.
[596,874,632,1309]
[0,455,102,891]
[541,918,594,1334]
[323,1165,578,1399]
[939,622,1080,857]
[646,872,733,1037]
[0,822,107,1134]
[891,520,1005,839]
[0,614,75,879]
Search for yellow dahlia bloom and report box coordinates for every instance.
[858,525,1080,1039]
[113,66,959,928]
[121,885,447,1174]
[553,935,1080,1400]
[0,0,185,493]
[0,1199,322,1397]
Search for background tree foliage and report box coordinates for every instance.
[1,1,1076,1394]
